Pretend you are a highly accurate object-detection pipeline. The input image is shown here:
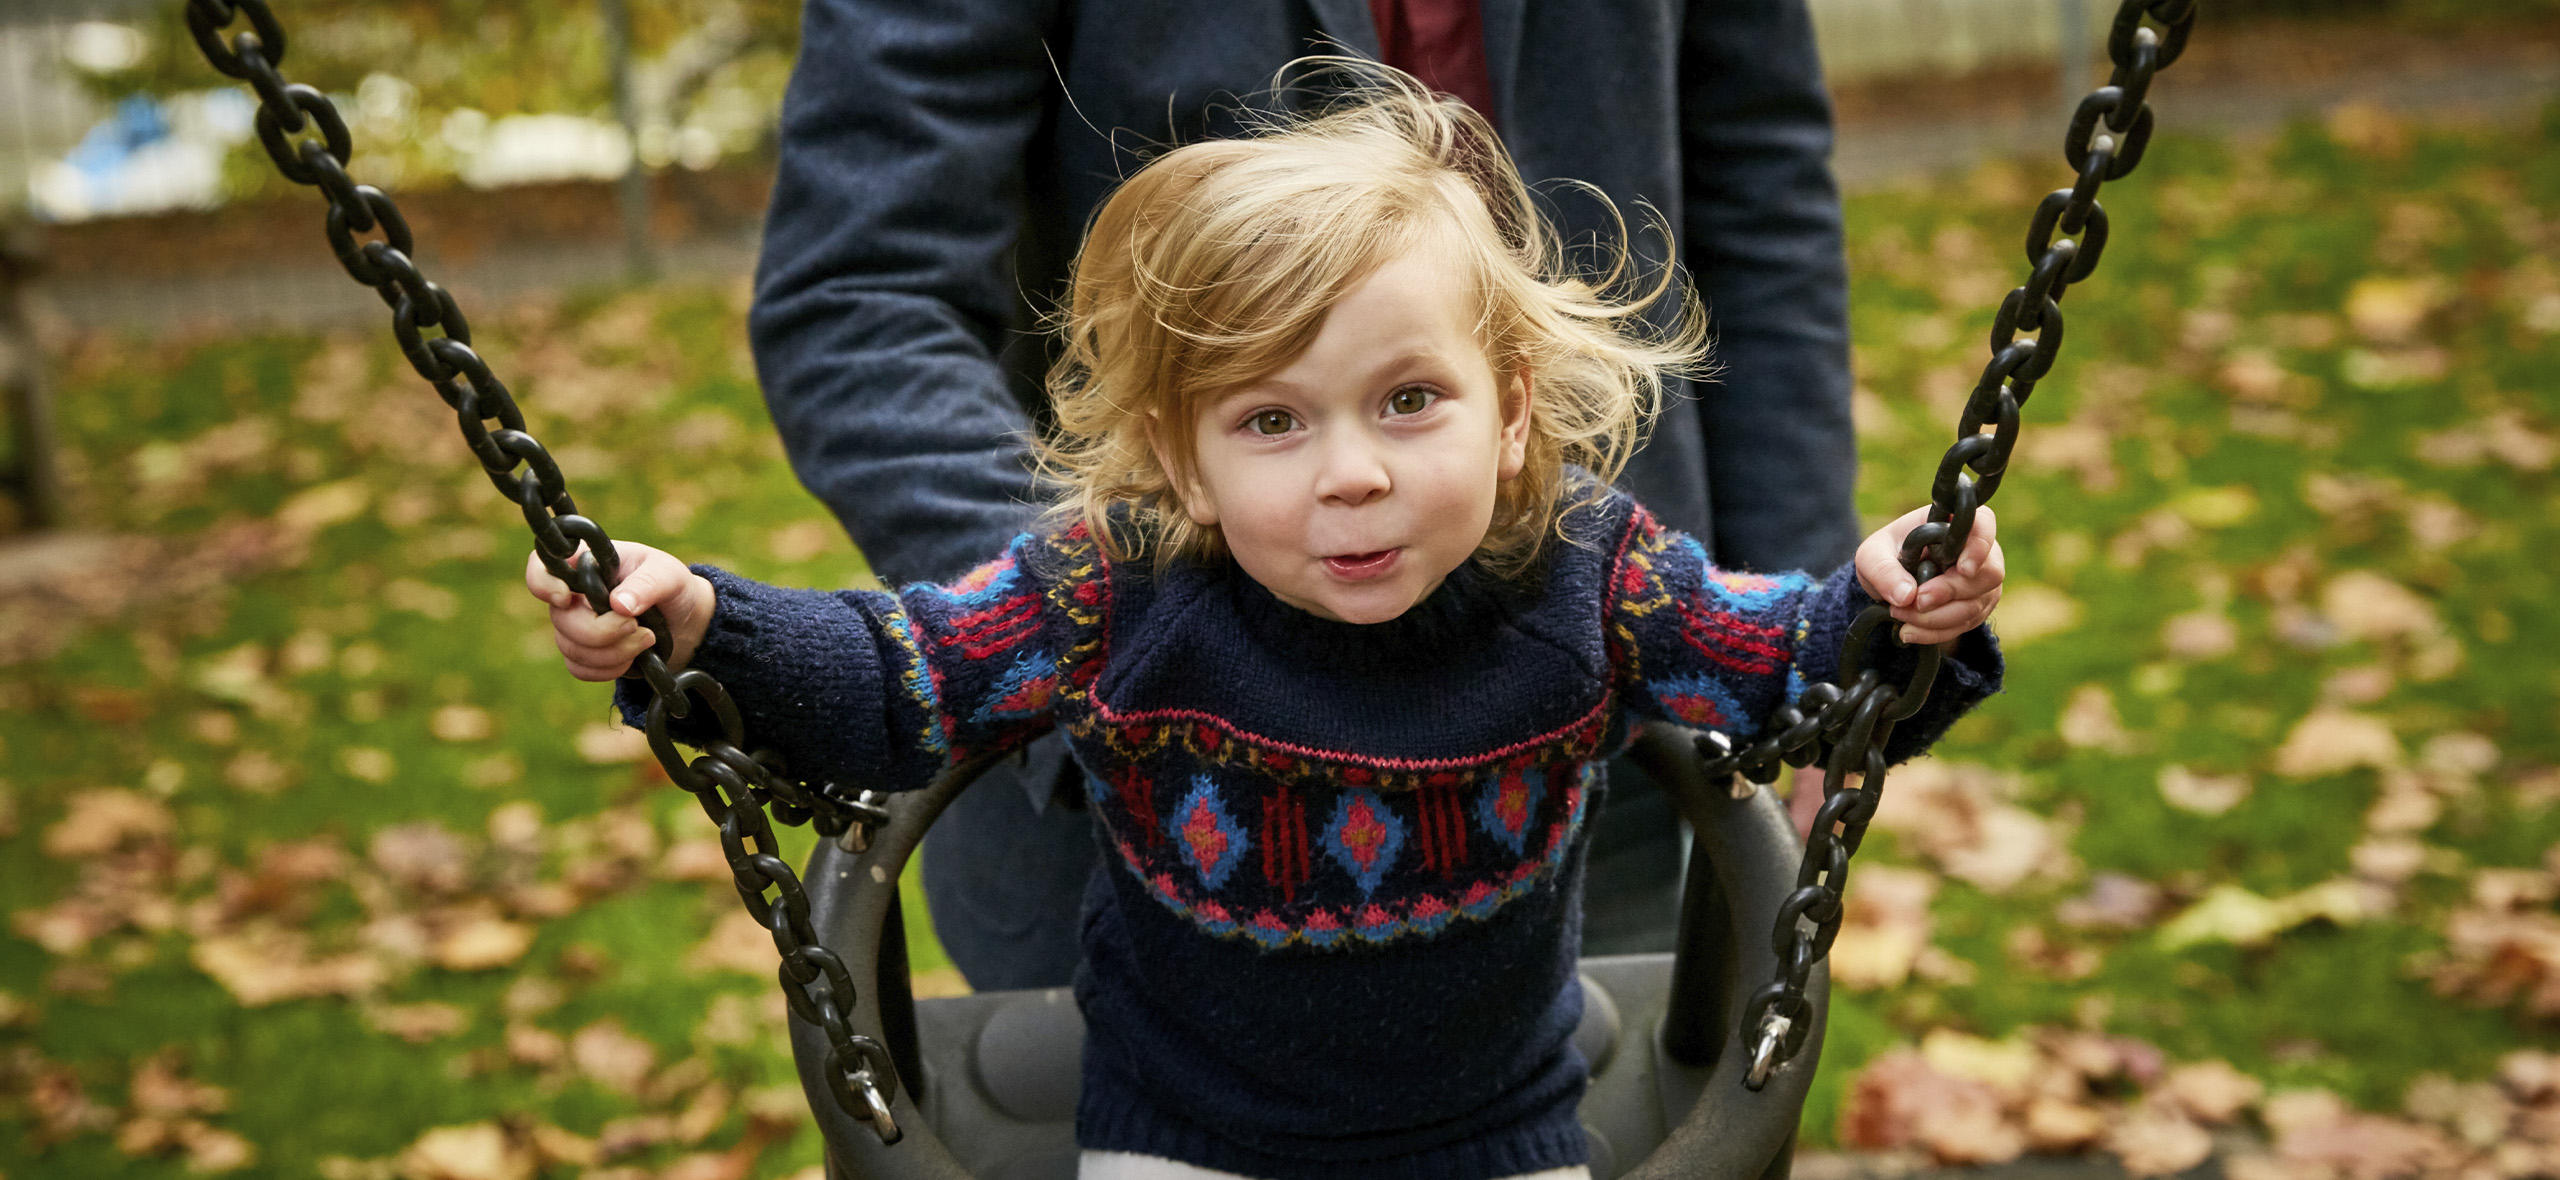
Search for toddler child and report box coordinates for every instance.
[530,73,2003,1180]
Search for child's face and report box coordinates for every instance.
[1174,238,1529,625]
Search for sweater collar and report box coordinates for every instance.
[1219,555,1525,671]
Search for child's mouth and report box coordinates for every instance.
[1322,549,1399,580]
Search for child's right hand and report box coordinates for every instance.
[523,542,716,681]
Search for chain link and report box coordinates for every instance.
[1719,0,2198,1091]
[179,0,906,1141]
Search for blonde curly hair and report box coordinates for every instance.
[1036,61,1707,578]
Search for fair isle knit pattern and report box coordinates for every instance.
[622,485,2000,1180]
[737,497,1819,954]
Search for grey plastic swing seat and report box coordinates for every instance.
[789,726,1827,1180]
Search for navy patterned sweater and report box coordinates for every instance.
[623,487,2000,1180]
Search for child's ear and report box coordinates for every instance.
[1496,369,1532,482]
[1145,414,1221,527]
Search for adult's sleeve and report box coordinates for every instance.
[1677,0,1861,574]
[750,0,1062,588]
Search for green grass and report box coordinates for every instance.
[4,106,2558,1173]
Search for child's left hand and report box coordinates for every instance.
[1854,505,2003,646]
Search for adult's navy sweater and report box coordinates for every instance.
[622,488,2000,1179]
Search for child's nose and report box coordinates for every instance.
[1311,432,1392,507]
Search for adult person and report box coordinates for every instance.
[748,0,1857,992]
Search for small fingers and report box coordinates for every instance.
[605,543,686,618]
[553,616,657,681]
[1856,506,1934,607]
[1894,584,2001,645]
[524,550,581,610]
[1955,507,1999,576]
[552,600,641,649]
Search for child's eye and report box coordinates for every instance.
[1248,409,1297,436]
[1385,386,1439,416]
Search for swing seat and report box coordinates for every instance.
[788,726,1826,1180]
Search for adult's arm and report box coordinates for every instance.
[751,0,1061,588]
[1678,0,1861,574]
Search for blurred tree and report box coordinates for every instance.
[72,0,801,195]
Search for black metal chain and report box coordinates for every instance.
[180,0,908,1142]
[1715,0,2199,1091]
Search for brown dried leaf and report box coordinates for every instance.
[179,1122,257,1173]
[2105,1103,2214,1177]
[2272,710,2401,778]
[2473,869,2559,912]
[689,909,779,977]
[2434,903,2560,1015]
[14,896,123,956]
[2499,1051,2560,1103]
[2420,732,2500,779]
[660,1150,755,1180]
[576,723,649,764]
[128,1050,229,1118]
[1869,760,2073,894]
[2402,1074,2511,1149]
[2347,838,2426,884]
[2023,1096,2105,1152]
[428,705,493,743]
[1921,1030,2037,1099]
[1827,865,1937,991]
[2160,610,2237,661]
[2321,571,2440,644]
[596,1114,678,1159]
[484,802,543,853]
[2365,783,2441,834]
[397,1122,535,1180]
[2058,685,2133,752]
[501,975,565,1019]
[660,839,730,883]
[259,839,347,884]
[527,1124,598,1168]
[504,1022,567,1067]
[221,749,295,795]
[1992,584,2080,646]
[29,1062,117,1144]
[191,926,386,1006]
[45,789,173,859]
[371,823,473,896]
[675,1080,733,1144]
[571,1019,658,1095]
[2319,664,2394,706]
[2158,1060,2263,1125]
[2005,926,2100,981]
[2270,1092,2463,1180]
[2158,765,2251,816]
[429,911,534,972]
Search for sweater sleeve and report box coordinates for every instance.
[613,529,1083,792]
[1606,501,2002,765]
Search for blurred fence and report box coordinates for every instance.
[1,0,2112,229]
[1811,0,2117,82]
